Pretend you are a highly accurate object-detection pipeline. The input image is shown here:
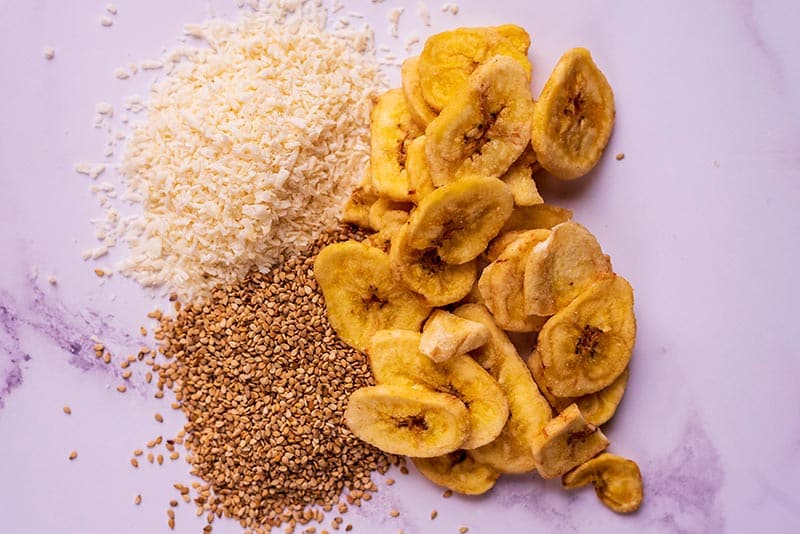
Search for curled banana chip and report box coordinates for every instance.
[529,275,636,397]
[419,27,531,111]
[426,55,534,186]
[390,224,477,306]
[492,24,531,55]
[412,450,500,495]
[454,304,552,473]
[531,47,615,180]
[406,176,514,265]
[419,309,491,363]
[478,230,551,332]
[370,88,424,201]
[562,452,643,513]
[368,198,413,233]
[540,367,630,426]
[345,384,469,458]
[500,203,573,234]
[405,135,436,204]
[313,241,432,351]
[530,403,609,479]
[523,221,613,317]
[402,56,438,128]
[500,146,544,206]
[368,330,509,450]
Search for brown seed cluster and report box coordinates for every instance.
[153,226,393,531]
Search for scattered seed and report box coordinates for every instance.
[616,152,625,161]
[389,510,399,518]
[169,452,179,460]
[385,478,395,486]
[122,370,132,379]
[94,268,106,277]
[148,453,155,464]
[154,391,164,399]
[430,510,438,520]
[459,528,469,534]
[133,449,143,457]
[345,525,352,532]
[63,405,72,415]
[140,325,147,336]
[170,500,178,507]
[69,450,78,460]
[130,458,139,468]
[157,454,164,465]
[154,413,164,423]
[443,490,453,498]
[168,517,175,530]
[103,353,112,364]
[400,466,409,475]
[134,494,142,505]
[117,384,127,393]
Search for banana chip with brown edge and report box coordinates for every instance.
[390,223,477,306]
[539,367,630,426]
[405,136,436,204]
[313,241,432,351]
[419,26,531,111]
[419,309,491,363]
[500,203,573,234]
[341,172,379,229]
[478,229,551,332]
[425,55,534,187]
[412,449,501,495]
[531,47,615,180]
[402,56,438,128]
[529,275,636,397]
[345,384,469,458]
[562,452,643,513]
[500,146,544,206]
[405,176,514,265]
[368,329,509,450]
[530,403,609,479]
[453,304,553,473]
[523,221,612,317]
[370,88,424,201]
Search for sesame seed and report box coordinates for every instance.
[63,405,72,415]
[134,494,142,505]
[43,47,55,60]
[385,478,395,486]
[69,450,78,460]
[94,268,106,277]
[100,16,113,27]
[459,528,469,534]
[169,452,179,460]
[116,384,127,393]
[616,153,625,160]
[130,458,139,468]
[389,510,399,518]
[430,510,438,520]
[154,413,164,423]
[133,449,143,456]
[122,370,132,379]
[443,490,453,498]
[103,353,111,364]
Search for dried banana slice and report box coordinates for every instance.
[425,56,535,186]
[405,136,436,204]
[368,198,413,233]
[540,367,630,426]
[370,88,424,201]
[500,204,573,234]
[368,330,509,450]
[478,229,551,332]
[530,403,609,479]
[500,146,544,206]
[562,452,643,513]
[402,56,438,127]
[453,304,552,473]
[523,221,613,316]
[405,176,514,265]
[419,309,491,363]
[419,27,531,111]
[412,450,500,495]
[345,384,469,458]
[529,275,636,397]
[341,173,379,229]
[492,24,531,55]
[390,224,477,306]
[531,47,615,180]
[313,241,432,351]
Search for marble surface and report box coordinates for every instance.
[1,1,798,533]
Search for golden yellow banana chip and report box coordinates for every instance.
[405,176,514,265]
[562,452,643,513]
[341,171,379,229]
[478,229,551,332]
[540,367,630,426]
[367,198,413,233]
[425,55,534,186]
[313,241,432,351]
[500,203,573,234]
[419,27,531,111]
[412,450,500,495]
[345,384,469,458]
[368,330,510,450]
[390,224,477,306]
[405,135,436,204]
[492,24,531,55]
[531,47,615,180]
[419,309,491,363]
[530,403,609,479]
[500,146,544,206]
[402,56,439,127]
[453,304,552,473]
[523,221,613,317]
[529,275,636,397]
[370,88,424,201]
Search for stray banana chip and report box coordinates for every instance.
[401,56,438,127]
[562,452,643,513]
[368,330,509,450]
[405,135,436,204]
[345,384,469,458]
[412,449,500,495]
[313,241,432,351]
[454,304,552,473]
[500,146,544,207]
[405,176,514,265]
[500,203,573,234]
[530,403,609,479]
[419,26,531,111]
[540,367,630,426]
[370,88,424,201]
[419,309,491,363]
[529,275,636,397]
[425,55,534,186]
[531,47,615,180]
[478,230,551,332]
[523,221,612,317]
[390,224,477,306]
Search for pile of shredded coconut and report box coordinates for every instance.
[115,1,385,298]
